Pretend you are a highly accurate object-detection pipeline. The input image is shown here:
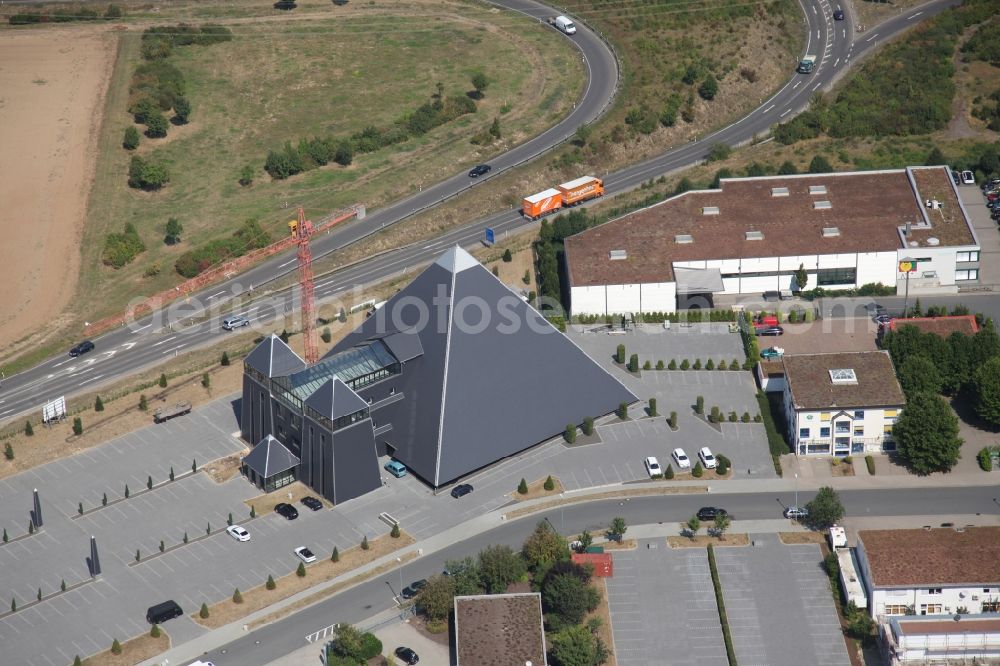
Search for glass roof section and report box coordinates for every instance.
[285,340,397,400]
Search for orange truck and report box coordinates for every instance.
[522,175,604,219]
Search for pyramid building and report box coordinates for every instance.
[240,246,635,500]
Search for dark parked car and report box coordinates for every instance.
[69,340,95,357]
[451,483,474,498]
[146,600,183,624]
[758,326,784,336]
[300,496,323,511]
[401,579,428,599]
[697,507,728,521]
[468,164,492,178]
[395,647,419,665]
[832,8,844,20]
[274,503,298,520]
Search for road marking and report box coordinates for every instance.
[834,58,840,67]
[0,409,14,418]
[120,342,137,350]
[793,81,801,89]
[78,375,104,386]
[161,344,186,355]
[150,336,177,348]
[208,290,227,298]
[866,32,879,42]
[52,359,72,368]
[813,82,822,91]
[780,108,792,118]
[132,323,151,332]
[763,104,775,113]
[907,10,922,19]
[278,258,297,268]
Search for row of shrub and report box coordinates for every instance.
[9,4,122,24]
[102,223,147,268]
[632,357,748,372]
[799,282,895,300]
[575,309,739,324]
[263,89,477,180]
[174,219,272,278]
[978,446,999,471]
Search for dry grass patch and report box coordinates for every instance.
[79,630,170,666]
[585,578,617,666]
[504,485,708,521]
[512,475,565,501]
[778,531,826,545]
[667,534,750,548]
[243,481,317,516]
[204,452,247,484]
[830,460,856,477]
[195,532,415,629]
[599,538,637,551]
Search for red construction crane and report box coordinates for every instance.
[290,206,319,364]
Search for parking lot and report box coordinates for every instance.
[605,541,728,666]
[714,534,850,666]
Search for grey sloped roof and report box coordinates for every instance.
[304,377,369,421]
[244,335,306,378]
[329,246,636,487]
[242,435,300,478]
[379,331,424,363]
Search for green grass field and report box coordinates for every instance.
[77,0,582,323]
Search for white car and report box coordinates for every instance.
[698,447,717,469]
[672,447,691,469]
[294,546,317,563]
[961,170,975,185]
[226,525,250,542]
[643,456,662,477]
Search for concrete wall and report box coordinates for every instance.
[570,282,676,316]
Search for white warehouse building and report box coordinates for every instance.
[564,166,981,315]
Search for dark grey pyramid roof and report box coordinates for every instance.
[304,377,369,421]
[380,331,424,363]
[330,246,636,486]
[244,334,306,378]
[242,435,300,478]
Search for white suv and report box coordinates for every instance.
[644,456,662,477]
[672,448,691,469]
[698,447,717,469]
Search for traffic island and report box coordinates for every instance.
[666,534,750,548]
[503,484,708,521]
[74,629,170,666]
[510,476,565,501]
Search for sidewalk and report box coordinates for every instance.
[142,471,1000,666]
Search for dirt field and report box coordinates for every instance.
[0,26,115,354]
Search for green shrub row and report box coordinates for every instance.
[264,89,477,180]
[707,545,738,666]
[102,223,147,269]
[9,4,122,24]
[174,219,272,278]
[865,455,876,475]
[978,447,997,471]
[755,391,787,476]
[799,283,895,300]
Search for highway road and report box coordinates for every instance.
[194,485,1000,666]
[0,0,958,426]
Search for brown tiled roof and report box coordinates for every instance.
[565,167,976,288]
[859,527,1000,587]
[783,351,904,410]
[889,315,979,337]
[455,593,547,666]
[897,617,1000,636]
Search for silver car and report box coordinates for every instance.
[222,315,250,330]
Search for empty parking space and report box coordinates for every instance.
[606,541,728,666]
[714,535,850,666]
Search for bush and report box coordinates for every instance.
[628,353,639,372]
[145,112,168,138]
[709,406,721,423]
[699,74,719,101]
[232,588,243,604]
[648,398,658,417]
[357,633,383,660]
[707,545,737,664]
[296,561,306,577]
[668,359,678,370]
[139,394,148,411]
[865,455,876,474]
[123,125,140,150]
[72,417,83,436]
[692,462,704,478]
[158,373,167,388]
[978,447,994,471]
[331,546,340,562]
[150,623,161,637]
[617,402,629,419]
[616,344,626,364]
[199,602,209,618]
[175,219,272,278]
[321,327,332,343]
[669,411,678,429]
[3,443,13,461]
[266,574,276,590]
[680,359,690,370]
[25,420,33,436]
[656,360,665,370]
[705,359,715,370]
[664,464,674,479]
[518,478,529,494]
[707,143,731,161]
[111,639,122,655]
[201,372,210,389]
[127,155,170,190]
[221,351,230,366]
[716,455,730,475]
[643,360,651,370]
[102,223,146,268]
[728,411,738,422]
[696,395,705,415]
[730,359,740,370]
[741,412,750,422]
[582,416,594,436]
[361,535,370,550]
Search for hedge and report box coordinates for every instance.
[865,455,876,475]
[708,545,738,665]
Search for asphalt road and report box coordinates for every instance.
[0,0,959,426]
[195,485,1000,666]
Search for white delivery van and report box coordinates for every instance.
[553,15,577,35]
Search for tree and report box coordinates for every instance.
[582,416,594,436]
[24,420,33,436]
[232,586,244,603]
[578,530,593,552]
[973,357,1000,426]
[608,516,627,541]
[415,575,455,621]
[794,263,808,291]
[164,217,183,245]
[145,112,168,138]
[707,143,731,161]
[221,351,230,366]
[898,355,943,398]
[696,395,705,414]
[543,572,600,625]
[616,344,626,364]
[518,478,529,494]
[805,486,845,529]
[3,443,12,461]
[296,561,306,577]
[685,515,701,539]
[778,160,798,175]
[925,146,946,166]
[390,523,401,538]
[361,535,369,550]
[172,96,191,124]
[574,124,592,146]
[239,165,254,187]
[444,556,483,595]
[808,155,832,173]
[123,125,140,150]
[522,521,569,572]
[72,417,83,436]
[477,544,525,593]
[893,392,962,473]
[158,373,167,388]
[714,512,731,540]
[73,657,82,666]
[147,475,153,490]
[502,248,513,262]
[111,638,122,655]
[266,574,276,590]
[489,116,501,140]
[139,394,148,411]
[664,463,674,479]
[698,74,718,101]
[330,624,363,659]
[544,475,556,491]
[549,624,601,666]
[128,156,170,190]
[94,395,104,412]
[150,623,161,637]
[471,72,489,98]
[331,546,339,561]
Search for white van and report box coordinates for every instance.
[553,15,577,35]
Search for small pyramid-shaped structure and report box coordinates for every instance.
[242,434,300,478]
[328,246,636,486]
[304,377,369,421]
[244,334,306,378]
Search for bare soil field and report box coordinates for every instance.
[0,27,115,353]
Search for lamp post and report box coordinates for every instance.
[794,473,799,510]
[397,556,403,599]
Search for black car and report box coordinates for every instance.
[69,340,95,357]
[468,164,492,178]
[300,496,323,511]
[401,579,428,599]
[832,8,844,20]
[697,507,728,521]
[758,326,784,336]
[274,503,298,520]
[451,483,474,498]
[395,647,419,665]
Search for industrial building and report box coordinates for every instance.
[240,247,636,502]
[564,166,980,315]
